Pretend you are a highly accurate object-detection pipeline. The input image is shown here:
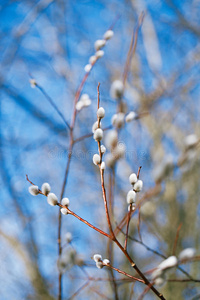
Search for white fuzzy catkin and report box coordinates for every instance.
[127,190,136,204]
[80,94,91,107]
[61,208,68,215]
[179,248,196,261]
[84,64,92,72]
[110,80,124,99]
[65,232,72,243]
[97,107,105,118]
[103,258,110,265]
[29,185,39,196]
[76,101,84,111]
[158,256,178,270]
[89,55,97,64]
[83,98,91,107]
[155,276,166,287]
[113,143,126,159]
[41,182,51,196]
[93,154,101,165]
[96,261,103,269]
[103,30,114,40]
[93,128,103,141]
[125,111,137,123]
[92,121,100,133]
[30,78,37,88]
[80,94,89,102]
[61,197,70,207]
[129,173,137,185]
[112,113,125,128]
[133,180,143,192]
[101,162,106,170]
[154,156,174,183]
[100,145,106,154]
[105,130,118,149]
[95,50,104,59]
[105,153,116,168]
[47,193,58,206]
[151,268,163,280]
[128,203,136,211]
[93,254,102,262]
[94,39,106,51]
[184,134,198,149]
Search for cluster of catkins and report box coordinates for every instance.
[93,254,110,269]
[84,29,114,74]
[76,29,114,112]
[152,248,196,286]
[126,173,143,210]
[57,232,85,273]
[28,182,70,215]
[92,106,106,170]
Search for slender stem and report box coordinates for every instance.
[137,166,142,179]
[112,238,165,300]
[59,203,164,298]
[35,83,71,130]
[105,263,145,283]
[124,204,132,250]
[58,205,112,239]
[172,223,182,255]
[122,12,145,85]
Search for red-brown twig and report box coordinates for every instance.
[137,166,142,179]
[124,204,132,250]
[114,184,162,236]
[104,263,145,284]
[122,12,145,86]
[26,175,165,299]
[172,223,182,256]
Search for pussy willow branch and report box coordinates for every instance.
[107,169,118,300]
[97,83,119,300]
[114,183,162,236]
[26,173,166,300]
[94,157,165,298]
[104,263,144,283]
[64,203,165,298]
[57,44,103,300]
[122,12,145,85]
[119,229,196,281]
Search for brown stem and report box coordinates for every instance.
[105,263,145,283]
[124,204,132,250]
[137,166,142,179]
[59,205,112,239]
[172,223,182,256]
[122,12,145,85]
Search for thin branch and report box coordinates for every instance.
[73,125,112,144]
[137,205,142,242]
[172,223,182,256]
[137,166,142,179]
[35,83,71,130]
[124,204,132,250]
[105,263,145,283]
[122,12,145,85]
[67,280,90,300]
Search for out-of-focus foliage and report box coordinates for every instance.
[1,0,200,299]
